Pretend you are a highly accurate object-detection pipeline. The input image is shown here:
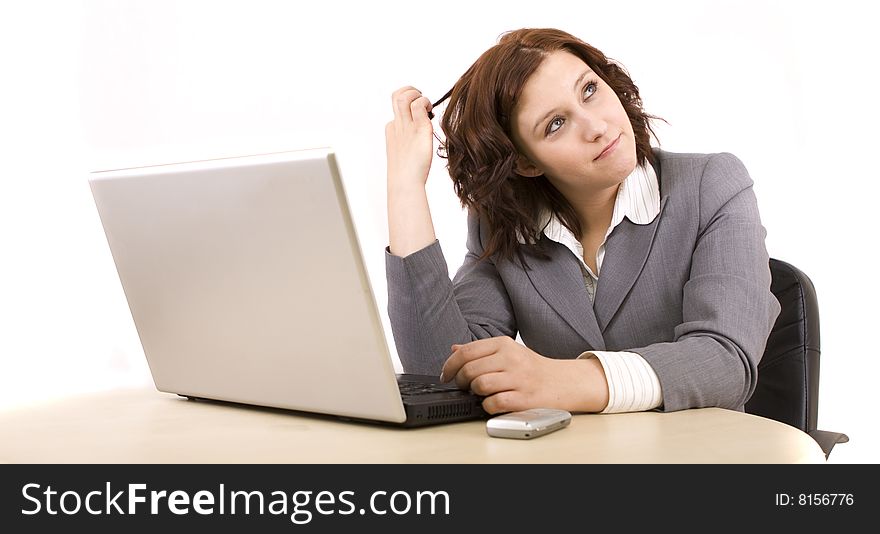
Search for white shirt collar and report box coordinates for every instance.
[519,162,661,246]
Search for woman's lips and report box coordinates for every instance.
[594,134,621,161]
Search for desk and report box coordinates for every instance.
[0,388,825,463]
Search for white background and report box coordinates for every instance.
[1,0,875,463]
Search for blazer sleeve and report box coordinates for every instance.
[385,212,518,375]
[631,152,781,412]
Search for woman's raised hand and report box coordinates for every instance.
[385,86,435,188]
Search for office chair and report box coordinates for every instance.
[745,258,849,459]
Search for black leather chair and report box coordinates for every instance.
[745,258,849,458]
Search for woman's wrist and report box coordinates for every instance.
[564,357,609,413]
[386,179,427,199]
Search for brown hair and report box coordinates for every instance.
[439,28,663,267]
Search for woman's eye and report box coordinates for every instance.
[547,117,564,135]
[583,80,597,100]
[545,81,597,137]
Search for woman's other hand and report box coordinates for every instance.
[440,336,610,414]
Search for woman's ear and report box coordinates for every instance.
[514,154,543,178]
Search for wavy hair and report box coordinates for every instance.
[438,28,664,267]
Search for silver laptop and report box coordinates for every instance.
[89,148,485,427]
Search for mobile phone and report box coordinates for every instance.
[485,408,572,439]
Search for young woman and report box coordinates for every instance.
[384,28,780,415]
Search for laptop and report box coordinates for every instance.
[89,148,486,427]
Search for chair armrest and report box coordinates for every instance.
[808,429,850,459]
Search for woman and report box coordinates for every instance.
[384,28,780,415]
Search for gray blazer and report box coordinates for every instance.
[385,149,781,412]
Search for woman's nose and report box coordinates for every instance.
[574,112,607,142]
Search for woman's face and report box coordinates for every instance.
[510,50,637,199]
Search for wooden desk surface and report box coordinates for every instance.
[0,388,826,463]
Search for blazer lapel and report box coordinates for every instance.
[593,194,669,332]
[522,242,606,351]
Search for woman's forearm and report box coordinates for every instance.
[387,182,437,257]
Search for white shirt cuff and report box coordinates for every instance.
[578,350,663,413]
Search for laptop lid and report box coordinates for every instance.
[89,148,409,423]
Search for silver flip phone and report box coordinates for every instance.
[486,408,572,439]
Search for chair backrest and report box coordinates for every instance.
[745,258,821,433]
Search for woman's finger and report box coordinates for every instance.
[391,87,423,123]
[468,370,515,397]
[440,339,501,382]
[410,95,433,125]
[455,354,505,390]
[482,390,526,415]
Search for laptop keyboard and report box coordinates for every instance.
[397,380,461,397]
